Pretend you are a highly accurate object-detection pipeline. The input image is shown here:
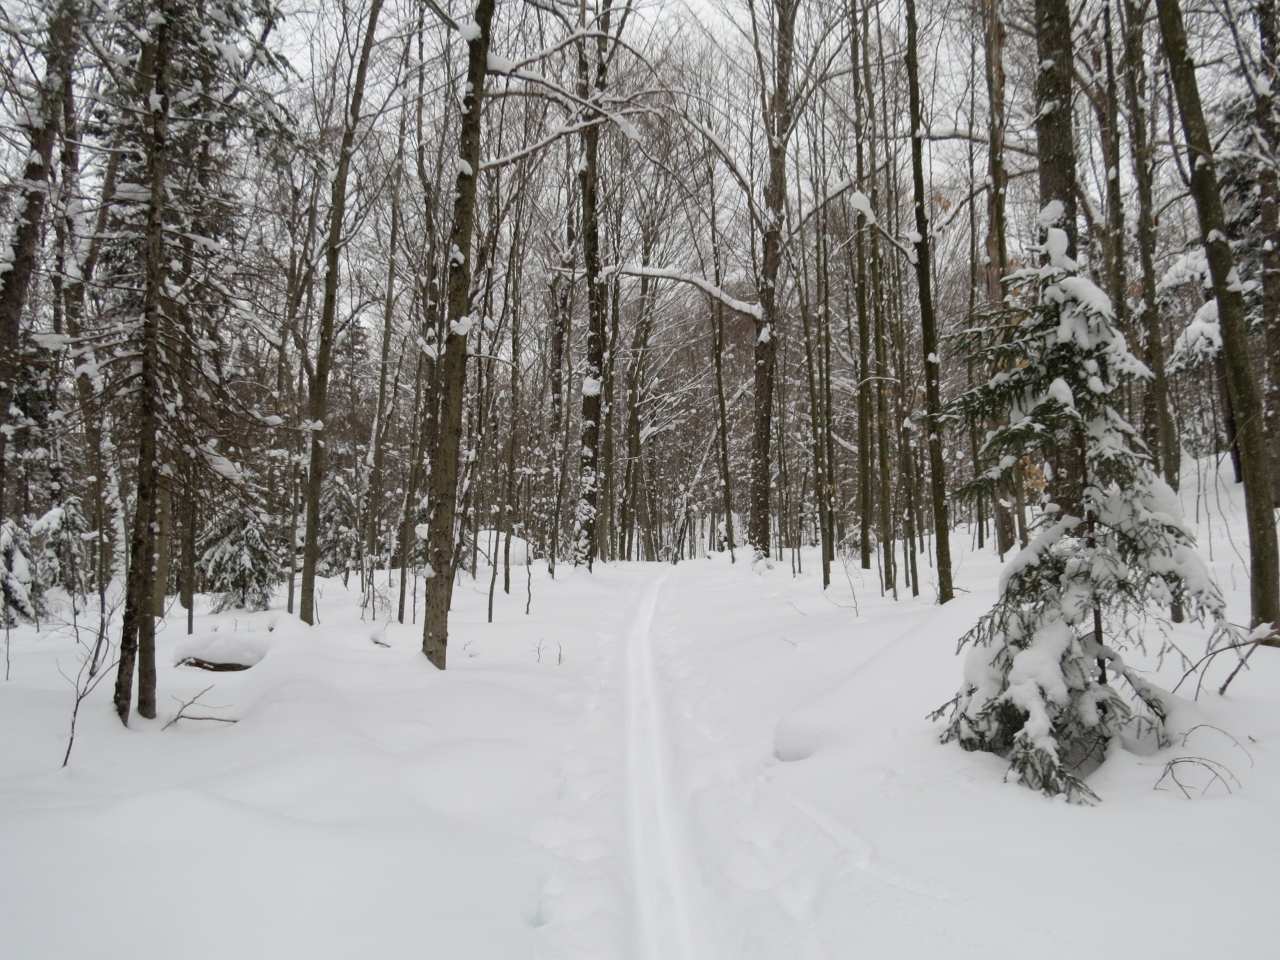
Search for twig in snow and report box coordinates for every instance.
[1154,757,1239,798]
[1181,724,1254,768]
[163,685,236,730]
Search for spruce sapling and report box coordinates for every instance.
[936,216,1236,803]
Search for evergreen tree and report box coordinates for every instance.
[936,221,1236,803]
[199,501,279,612]
[30,495,90,595]
[316,472,361,584]
[0,518,42,625]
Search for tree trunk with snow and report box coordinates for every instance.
[905,0,953,603]
[747,0,796,559]
[422,0,496,669]
[0,2,76,517]
[114,3,172,723]
[1156,0,1280,633]
[299,0,383,626]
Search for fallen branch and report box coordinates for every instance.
[1154,756,1239,798]
[177,657,253,672]
[163,685,237,730]
[1171,627,1279,698]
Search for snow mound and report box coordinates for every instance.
[475,528,532,566]
[174,636,268,669]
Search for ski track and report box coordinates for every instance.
[624,569,701,960]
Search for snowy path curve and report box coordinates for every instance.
[623,570,701,960]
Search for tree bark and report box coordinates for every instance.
[1122,0,1179,490]
[0,2,77,516]
[983,0,1017,556]
[1254,0,1280,505]
[748,0,796,557]
[422,0,496,668]
[1157,0,1280,631]
[365,129,404,600]
[574,1,613,569]
[114,2,171,723]
[1035,0,1079,256]
[299,0,383,625]
[905,0,953,602]
[708,175,735,561]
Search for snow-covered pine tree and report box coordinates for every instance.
[316,472,361,585]
[936,217,1235,803]
[0,519,41,626]
[199,502,279,613]
[30,495,90,596]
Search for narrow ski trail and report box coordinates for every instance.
[624,570,701,960]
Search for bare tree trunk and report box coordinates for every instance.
[1035,0,1078,256]
[621,238,656,561]
[0,2,76,515]
[397,9,448,621]
[708,178,735,561]
[1254,0,1280,505]
[152,480,172,617]
[873,240,895,598]
[1122,0,1179,490]
[547,144,575,575]
[574,1,613,569]
[114,4,171,723]
[1157,0,1280,632]
[855,225,874,570]
[1034,0,1086,521]
[905,0,953,602]
[299,0,383,625]
[982,0,1017,556]
[600,201,624,562]
[180,474,196,635]
[365,130,404,603]
[422,0,495,668]
[863,12,895,595]
[747,0,796,558]
[799,289,829,587]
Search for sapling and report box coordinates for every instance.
[936,218,1236,803]
[199,503,280,613]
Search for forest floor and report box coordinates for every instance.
[1,457,1279,959]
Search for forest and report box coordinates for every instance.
[1,0,1279,955]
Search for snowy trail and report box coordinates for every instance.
[623,570,701,960]
[3,477,1279,960]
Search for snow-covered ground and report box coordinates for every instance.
[1,456,1277,959]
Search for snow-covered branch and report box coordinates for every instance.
[605,264,763,321]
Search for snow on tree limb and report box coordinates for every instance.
[604,264,763,320]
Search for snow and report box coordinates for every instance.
[848,190,877,223]
[610,264,763,321]
[486,52,518,73]
[1037,200,1065,229]
[1056,275,1112,319]
[1043,226,1073,269]
[1,459,1278,958]
[1170,300,1222,371]
[1159,248,1210,292]
[1042,375,1075,412]
[475,528,533,566]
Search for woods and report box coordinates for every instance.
[1,0,1278,780]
